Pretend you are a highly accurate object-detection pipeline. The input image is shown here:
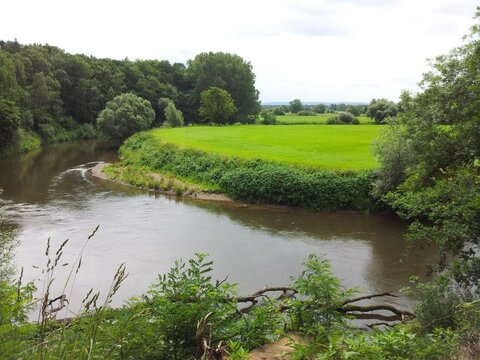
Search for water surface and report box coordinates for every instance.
[0,141,435,315]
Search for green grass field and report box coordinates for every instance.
[276,114,374,125]
[150,125,381,170]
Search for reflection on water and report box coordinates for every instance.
[0,141,435,315]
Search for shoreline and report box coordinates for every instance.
[90,162,380,215]
[90,162,234,202]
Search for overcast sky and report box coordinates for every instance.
[1,0,477,102]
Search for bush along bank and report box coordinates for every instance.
[109,132,378,212]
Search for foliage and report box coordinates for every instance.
[164,100,184,127]
[199,87,237,124]
[187,52,260,122]
[374,10,480,289]
[97,92,155,141]
[288,255,355,333]
[259,110,276,125]
[0,41,261,152]
[0,99,20,149]
[289,99,304,113]
[326,112,359,125]
[117,132,377,211]
[371,118,415,196]
[313,103,327,114]
[296,110,316,116]
[346,104,366,117]
[300,325,459,360]
[0,240,468,359]
[0,278,36,359]
[366,98,398,124]
[139,253,238,358]
[276,114,373,125]
[405,275,475,332]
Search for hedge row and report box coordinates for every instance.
[118,132,377,211]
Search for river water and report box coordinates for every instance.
[0,141,435,315]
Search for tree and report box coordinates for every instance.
[199,87,237,124]
[366,98,398,124]
[346,105,364,117]
[289,99,303,113]
[164,101,184,127]
[187,52,260,122]
[0,99,20,150]
[313,104,326,114]
[97,93,154,141]
[374,14,480,290]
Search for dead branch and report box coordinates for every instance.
[236,286,296,303]
[340,304,413,318]
[341,291,398,306]
[348,313,404,322]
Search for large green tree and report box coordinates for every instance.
[289,99,303,113]
[97,93,155,141]
[199,87,237,124]
[374,15,480,290]
[187,52,259,122]
[366,98,398,124]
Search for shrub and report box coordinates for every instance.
[325,116,341,125]
[259,110,276,125]
[325,112,359,125]
[272,107,285,115]
[297,110,316,116]
[97,93,155,141]
[164,101,184,127]
[338,112,358,124]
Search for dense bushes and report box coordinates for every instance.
[117,133,376,211]
[326,112,359,125]
[296,110,317,116]
[259,110,276,124]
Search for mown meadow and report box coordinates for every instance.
[148,125,380,170]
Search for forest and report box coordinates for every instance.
[0,40,260,154]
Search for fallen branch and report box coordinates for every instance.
[340,304,413,318]
[236,286,296,304]
[341,291,398,306]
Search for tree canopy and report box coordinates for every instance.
[366,98,398,124]
[0,41,261,153]
[187,52,260,122]
[164,100,184,128]
[199,87,237,125]
[97,93,155,141]
[374,16,480,290]
[289,99,303,113]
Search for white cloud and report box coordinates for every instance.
[0,0,477,102]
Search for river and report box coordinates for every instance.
[0,141,435,315]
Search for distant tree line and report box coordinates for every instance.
[263,98,399,124]
[0,40,260,152]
